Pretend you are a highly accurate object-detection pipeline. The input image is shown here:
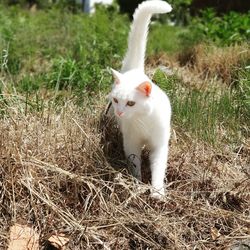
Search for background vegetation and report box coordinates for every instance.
[0,1,249,249]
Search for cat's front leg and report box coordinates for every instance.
[149,144,169,198]
[123,138,142,181]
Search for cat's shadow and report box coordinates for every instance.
[99,112,126,171]
[99,112,151,184]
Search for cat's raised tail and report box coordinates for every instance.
[121,0,172,73]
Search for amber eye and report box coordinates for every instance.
[113,98,118,103]
[126,101,136,107]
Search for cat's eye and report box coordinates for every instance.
[113,98,118,103]
[126,101,136,107]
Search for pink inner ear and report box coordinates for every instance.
[114,78,120,84]
[136,81,152,96]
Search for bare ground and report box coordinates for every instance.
[0,93,249,249]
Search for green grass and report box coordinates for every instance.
[153,69,249,145]
[0,5,249,249]
[0,4,249,147]
[0,5,129,92]
[148,24,186,55]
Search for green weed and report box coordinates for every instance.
[148,24,186,55]
[0,5,128,88]
[186,9,250,46]
[0,4,248,146]
[153,69,249,145]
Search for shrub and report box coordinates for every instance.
[167,0,192,25]
[188,9,250,45]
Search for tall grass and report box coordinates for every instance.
[0,4,248,145]
[153,68,249,145]
[0,5,129,92]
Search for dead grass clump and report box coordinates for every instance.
[178,43,249,85]
[146,53,175,70]
[0,93,249,249]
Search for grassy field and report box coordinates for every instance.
[0,4,249,249]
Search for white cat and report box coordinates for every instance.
[108,0,172,198]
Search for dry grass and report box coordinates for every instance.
[178,43,250,86]
[147,43,249,89]
[0,92,250,249]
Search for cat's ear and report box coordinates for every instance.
[111,68,122,85]
[136,81,152,97]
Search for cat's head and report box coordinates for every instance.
[109,69,153,119]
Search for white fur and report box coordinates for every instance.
[122,0,172,72]
[108,1,172,198]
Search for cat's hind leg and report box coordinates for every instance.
[149,144,169,198]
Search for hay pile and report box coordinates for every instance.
[0,95,249,249]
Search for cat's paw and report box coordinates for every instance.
[150,189,165,200]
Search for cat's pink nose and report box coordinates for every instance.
[117,111,124,117]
